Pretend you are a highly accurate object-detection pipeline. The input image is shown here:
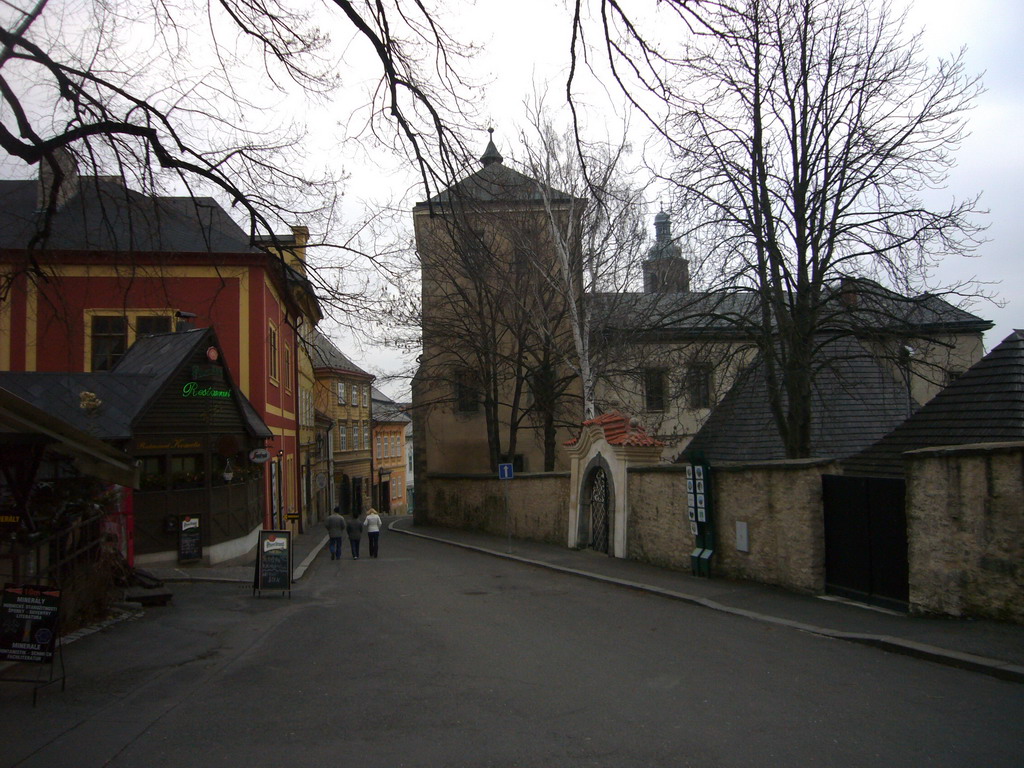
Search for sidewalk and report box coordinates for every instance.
[146,527,329,586]
[388,518,1024,684]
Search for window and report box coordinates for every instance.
[376,435,382,459]
[456,227,488,272]
[170,454,204,487]
[363,421,370,450]
[455,370,479,413]
[139,455,166,490]
[301,389,313,426]
[350,382,358,406]
[408,448,413,471]
[340,422,348,451]
[283,344,291,391]
[391,435,398,458]
[268,323,279,381]
[337,381,346,404]
[687,364,713,409]
[644,368,666,412]
[87,311,175,371]
[91,316,128,371]
[362,385,369,408]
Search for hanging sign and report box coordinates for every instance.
[249,448,270,464]
[253,530,292,597]
[0,584,61,664]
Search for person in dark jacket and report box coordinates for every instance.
[325,508,345,560]
[345,511,364,560]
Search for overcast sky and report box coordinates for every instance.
[332,0,1022,400]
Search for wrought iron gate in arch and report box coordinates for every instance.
[589,467,609,553]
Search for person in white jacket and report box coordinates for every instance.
[364,508,383,558]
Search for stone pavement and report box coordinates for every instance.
[147,516,1024,683]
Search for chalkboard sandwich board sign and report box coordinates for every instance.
[178,515,202,563]
[253,530,292,597]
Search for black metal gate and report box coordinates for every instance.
[822,475,908,610]
[589,467,609,554]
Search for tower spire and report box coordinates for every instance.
[480,127,503,168]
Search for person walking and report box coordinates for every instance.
[346,510,364,560]
[325,507,345,561]
[364,508,382,558]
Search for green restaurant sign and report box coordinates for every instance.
[182,381,231,399]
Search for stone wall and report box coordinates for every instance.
[424,473,571,545]
[626,466,691,571]
[628,459,836,593]
[906,442,1024,622]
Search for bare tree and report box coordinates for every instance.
[641,0,986,458]
[0,0,478,264]
[518,101,650,422]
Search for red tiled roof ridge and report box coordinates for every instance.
[565,410,664,447]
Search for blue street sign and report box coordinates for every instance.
[498,463,514,480]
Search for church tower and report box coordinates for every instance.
[411,131,583,516]
[642,211,689,294]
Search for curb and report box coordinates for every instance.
[389,520,1024,684]
[155,534,330,586]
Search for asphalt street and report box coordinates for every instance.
[2,530,1022,767]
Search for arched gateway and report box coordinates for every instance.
[566,411,664,558]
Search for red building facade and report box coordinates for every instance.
[0,174,319,541]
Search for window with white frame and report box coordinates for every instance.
[267,323,279,381]
[337,381,345,404]
[350,382,358,406]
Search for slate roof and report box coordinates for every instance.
[0,177,254,253]
[843,330,1024,478]
[312,330,372,377]
[0,328,271,441]
[371,386,411,424]
[682,336,915,463]
[413,138,576,210]
[0,371,149,441]
[566,410,665,448]
[592,279,990,338]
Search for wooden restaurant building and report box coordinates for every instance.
[0,326,272,565]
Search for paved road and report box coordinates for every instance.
[3,531,1023,767]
